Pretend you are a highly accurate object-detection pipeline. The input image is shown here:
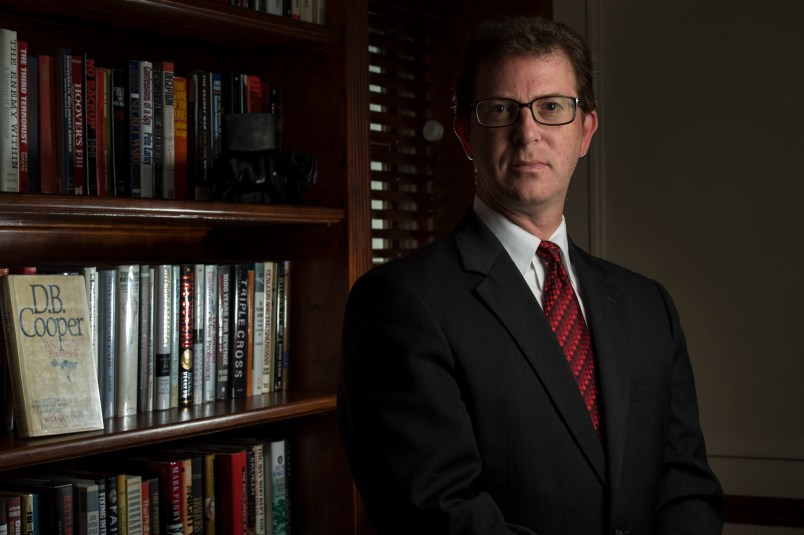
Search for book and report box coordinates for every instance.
[37,53,59,193]
[203,264,217,403]
[170,264,180,408]
[251,262,265,397]
[48,476,100,535]
[246,267,255,397]
[85,56,99,195]
[97,66,110,196]
[211,446,248,535]
[25,52,39,194]
[0,274,104,437]
[110,67,129,196]
[188,70,212,200]
[17,40,29,193]
[192,264,204,405]
[153,264,172,411]
[0,28,19,192]
[115,264,140,417]
[126,60,142,198]
[262,261,276,393]
[228,264,250,399]
[129,457,182,535]
[274,261,291,392]
[138,60,154,198]
[117,473,143,535]
[224,438,267,535]
[0,493,21,535]
[141,476,159,535]
[270,439,289,535]
[172,75,187,200]
[137,266,154,413]
[178,264,194,407]
[53,48,74,194]
[158,61,175,199]
[3,477,73,535]
[71,52,87,194]
[97,268,117,419]
[215,265,231,400]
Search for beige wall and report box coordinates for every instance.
[555,0,804,510]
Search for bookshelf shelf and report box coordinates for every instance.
[0,391,337,471]
[0,193,346,228]
[0,0,370,532]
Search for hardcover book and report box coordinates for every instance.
[0,274,104,437]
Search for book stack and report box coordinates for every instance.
[216,0,327,24]
[0,436,292,535]
[0,261,291,430]
[0,25,283,201]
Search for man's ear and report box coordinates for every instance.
[453,115,474,161]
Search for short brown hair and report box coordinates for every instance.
[453,16,597,117]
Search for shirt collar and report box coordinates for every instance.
[473,196,572,276]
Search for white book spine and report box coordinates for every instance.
[154,264,173,411]
[115,264,140,417]
[203,264,218,403]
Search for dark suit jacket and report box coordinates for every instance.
[338,210,724,534]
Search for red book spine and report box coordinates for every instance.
[179,264,194,407]
[214,450,248,535]
[38,54,59,193]
[71,53,86,194]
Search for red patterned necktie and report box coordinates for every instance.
[537,241,602,435]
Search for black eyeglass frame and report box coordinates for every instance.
[470,96,581,128]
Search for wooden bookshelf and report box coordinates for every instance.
[0,0,370,533]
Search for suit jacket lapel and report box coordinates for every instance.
[570,244,631,494]
[454,212,606,482]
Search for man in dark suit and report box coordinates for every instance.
[338,15,724,534]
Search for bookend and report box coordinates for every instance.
[214,113,318,204]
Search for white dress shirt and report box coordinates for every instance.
[473,196,588,318]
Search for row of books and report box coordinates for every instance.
[0,436,291,535]
[0,27,281,200]
[215,0,327,24]
[0,261,290,437]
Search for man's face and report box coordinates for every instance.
[455,52,598,223]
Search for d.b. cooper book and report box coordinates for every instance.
[0,274,104,437]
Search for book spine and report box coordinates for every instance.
[82,266,99,382]
[137,266,154,413]
[270,440,288,535]
[210,72,223,170]
[127,60,141,197]
[262,261,276,393]
[154,265,172,411]
[26,53,39,194]
[170,265,179,408]
[115,265,140,417]
[71,53,86,194]
[139,60,153,198]
[189,70,211,200]
[251,263,265,397]
[17,40,28,193]
[98,269,117,419]
[172,75,187,200]
[203,264,218,403]
[161,63,175,199]
[85,57,98,195]
[110,67,129,196]
[0,28,19,192]
[98,67,110,195]
[246,267,254,397]
[150,62,162,199]
[178,264,194,407]
[55,48,74,194]
[192,264,204,405]
[273,261,289,391]
[215,265,230,400]
[228,265,249,399]
[37,54,59,193]
[214,451,248,535]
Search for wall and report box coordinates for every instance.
[555,0,804,529]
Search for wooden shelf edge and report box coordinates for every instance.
[0,391,337,471]
[0,0,339,48]
[0,193,345,227]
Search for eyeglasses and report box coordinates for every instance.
[471,96,580,127]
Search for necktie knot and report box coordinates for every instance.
[537,240,562,265]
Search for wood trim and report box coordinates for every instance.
[725,495,804,527]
